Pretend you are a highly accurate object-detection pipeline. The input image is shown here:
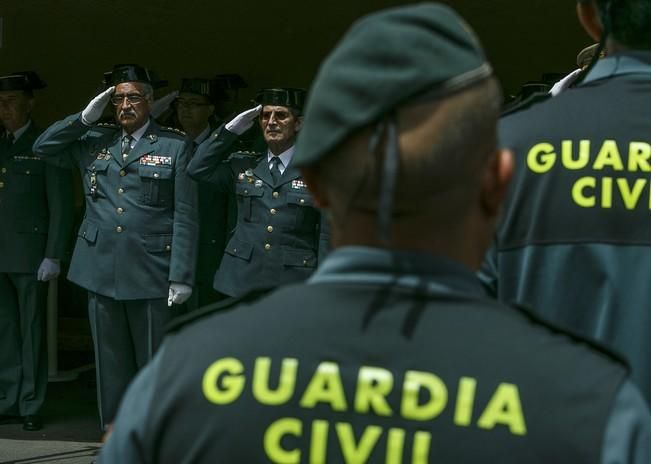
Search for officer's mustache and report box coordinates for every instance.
[119,109,137,118]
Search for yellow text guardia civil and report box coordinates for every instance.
[202,357,527,463]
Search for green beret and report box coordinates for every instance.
[294,3,492,167]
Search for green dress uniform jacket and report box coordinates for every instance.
[0,123,73,273]
[480,51,651,405]
[32,113,199,299]
[187,126,328,297]
[101,247,651,463]
[0,121,74,416]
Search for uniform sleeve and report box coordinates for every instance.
[44,163,75,261]
[99,344,168,464]
[187,125,238,189]
[317,210,331,264]
[170,141,199,286]
[478,237,499,297]
[601,380,651,464]
[32,112,90,161]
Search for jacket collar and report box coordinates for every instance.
[582,51,651,85]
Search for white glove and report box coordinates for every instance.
[168,282,192,306]
[81,86,115,125]
[37,258,60,282]
[150,90,179,118]
[549,69,583,97]
[225,105,262,135]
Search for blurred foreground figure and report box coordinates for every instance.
[103,3,651,463]
[482,0,651,407]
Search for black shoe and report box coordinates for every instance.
[23,415,42,431]
[0,414,22,425]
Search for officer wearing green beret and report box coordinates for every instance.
[187,87,329,298]
[481,0,651,407]
[0,72,74,431]
[101,4,650,462]
[32,64,199,431]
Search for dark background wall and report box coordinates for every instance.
[2,0,591,125]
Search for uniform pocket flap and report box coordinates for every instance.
[235,183,264,197]
[224,239,254,261]
[138,166,173,180]
[287,192,314,207]
[282,249,317,268]
[78,221,99,244]
[86,158,110,173]
[144,234,173,252]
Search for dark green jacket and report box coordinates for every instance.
[32,113,198,300]
[101,247,651,463]
[187,126,329,297]
[0,122,74,273]
[481,52,651,404]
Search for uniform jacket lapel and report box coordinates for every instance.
[277,160,302,186]
[9,123,40,157]
[253,154,274,187]
[123,120,160,169]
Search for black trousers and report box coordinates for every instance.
[87,292,180,429]
[0,272,47,416]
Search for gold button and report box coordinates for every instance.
[299,198,305,204]
[118,188,124,194]
[244,189,248,194]
[270,208,277,215]
[233,248,237,253]
[303,260,308,266]
[1,168,6,173]
[0,182,4,188]
[117,207,124,214]
[25,170,31,175]
[119,170,126,177]
[165,245,171,251]
[211,239,216,244]
[153,172,160,178]
[272,191,279,198]
[267,226,273,233]
[264,243,271,251]
[34,227,39,232]
[116,226,123,233]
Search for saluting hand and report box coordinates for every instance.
[225,104,262,135]
[81,86,115,125]
[150,90,179,118]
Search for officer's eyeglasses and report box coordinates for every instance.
[174,99,212,109]
[111,93,147,105]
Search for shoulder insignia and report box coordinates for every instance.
[228,150,264,160]
[501,91,552,117]
[166,288,274,334]
[510,301,630,369]
[161,126,186,136]
[96,122,119,129]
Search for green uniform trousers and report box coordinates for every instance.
[0,273,47,416]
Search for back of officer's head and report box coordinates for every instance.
[294,3,511,258]
[583,0,651,49]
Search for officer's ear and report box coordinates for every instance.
[479,148,513,218]
[300,167,328,209]
[577,0,603,42]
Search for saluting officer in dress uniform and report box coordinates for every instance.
[173,77,236,307]
[0,72,74,431]
[32,64,198,430]
[101,5,651,463]
[480,0,651,405]
[187,88,328,298]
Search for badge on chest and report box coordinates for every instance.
[140,154,172,166]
